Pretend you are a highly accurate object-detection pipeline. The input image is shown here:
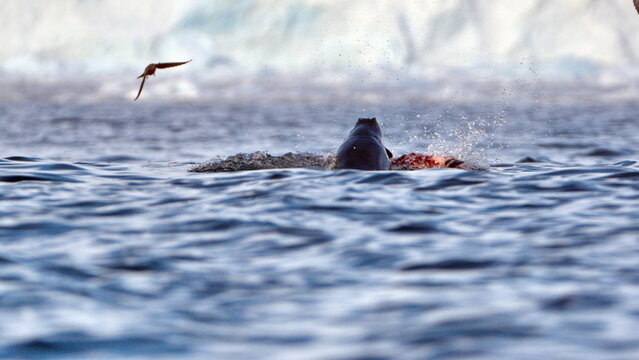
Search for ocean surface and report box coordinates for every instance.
[1,80,638,360]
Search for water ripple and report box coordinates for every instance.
[1,157,638,359]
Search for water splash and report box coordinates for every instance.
[417,66,545,170]
[419,111,504,170]
[190,151,335,172]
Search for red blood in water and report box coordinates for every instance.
[391,153,462,170]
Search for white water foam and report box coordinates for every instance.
[190,152,335,172]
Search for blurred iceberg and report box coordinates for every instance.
[1,0,638,81]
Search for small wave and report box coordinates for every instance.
[94,155,145,163]
[387,222,439,233]
[0,221,78,239]
[602,171,639,180]
[0,173,82,183]
[3,156,41,162]
[0,157,88,183]
[581,147,632,157]
[0,332,186,359]
[516,156,551,163]
[542,292,618,311]
[399,259,498,271]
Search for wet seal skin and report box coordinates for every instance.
[335,118,393,170]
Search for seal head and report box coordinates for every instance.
[335,118,393,170]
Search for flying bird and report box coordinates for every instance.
[134,60,192,101]
[635,0,639,14]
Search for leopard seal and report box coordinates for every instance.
[335,118,393,170]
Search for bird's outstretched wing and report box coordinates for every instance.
[134,76,147,101]
[133,60,191,101]
[156,60,192,69]
[635,0,639,15]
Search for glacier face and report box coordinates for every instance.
[1,0,638,79]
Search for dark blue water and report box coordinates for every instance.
[1,93,639,360]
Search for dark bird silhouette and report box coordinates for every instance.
[134,60,192,101]
[635,0,639,15]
